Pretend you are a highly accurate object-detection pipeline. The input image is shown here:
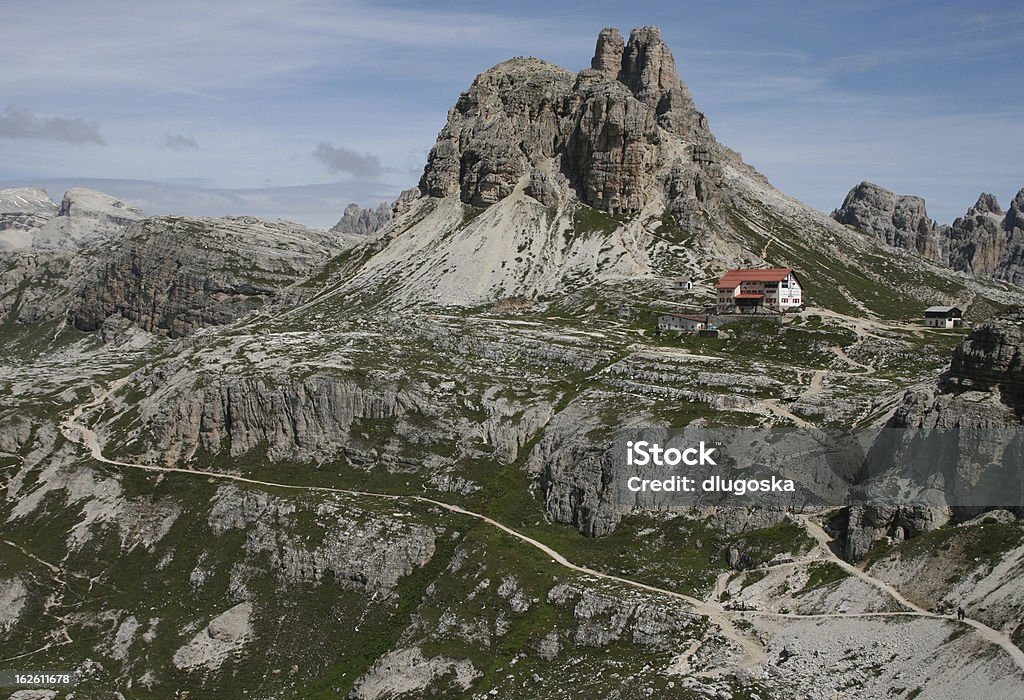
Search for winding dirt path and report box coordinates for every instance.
[790,513,1024,670]
[59,381,768,671]
[53,378,1024,676]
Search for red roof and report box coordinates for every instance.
[716,268,794,289]
[735,293,765,299]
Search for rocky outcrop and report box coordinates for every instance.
[0,188,58,246]
[547,582,701,650]
[834,184,1024,288]
[419,26,728,215]
[68,215,343,337]
[209,485,437,594]
[831,182,947,261]
[943,311,1024,410]
[172,602,254,672]
[841,503,946,562]
[0,577,29,633]
[331,202,393,235]
[948,193,1008,275]
[843,315,1024,559]
[349,647,480,700]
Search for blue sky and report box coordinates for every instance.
[2,0,1022,228]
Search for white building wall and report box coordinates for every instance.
[658,315,705,331]
[777,274,802,309]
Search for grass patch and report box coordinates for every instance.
[799,562,847,593]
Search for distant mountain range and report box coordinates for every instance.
[833,181,1024,286]
[0,177,403,230]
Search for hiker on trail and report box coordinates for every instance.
[957,606,965,621]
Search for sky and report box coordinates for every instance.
[1,0,1022,228]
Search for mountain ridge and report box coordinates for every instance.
[833,180,1024,286]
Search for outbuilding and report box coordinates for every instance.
[924,306,963,328]
[657,313,707,332]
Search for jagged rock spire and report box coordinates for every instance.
[420,25,725,214]
[591,27,624,79]
[619,26,683,103]
[1005,188,1024,233]
[971,192,1003,215]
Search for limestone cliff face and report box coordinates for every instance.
[68,216,343,337]
[943,313,1024,410]
[843,315,1024,559]
[994,189,1024,286]
[419,26,729,215]
[831,182,947,262]
[833,183,1024,287]
[124,371,429,465]
[948,193,1008,276]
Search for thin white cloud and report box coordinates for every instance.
[0,106,105,145]
[1,1,595,94]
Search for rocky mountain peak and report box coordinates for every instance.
[0,187,56,215]
[1005,188,1024,233]
[590,27,624,78]
[619,26,682,102]
[833,181,1024,287]
[418,25,725,217]
[56,187,143,222]
[0,187,59,246]
[831,181,946,261]
[971,192,1003,216]
[331,202,393,235]
[0,186,144,250]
